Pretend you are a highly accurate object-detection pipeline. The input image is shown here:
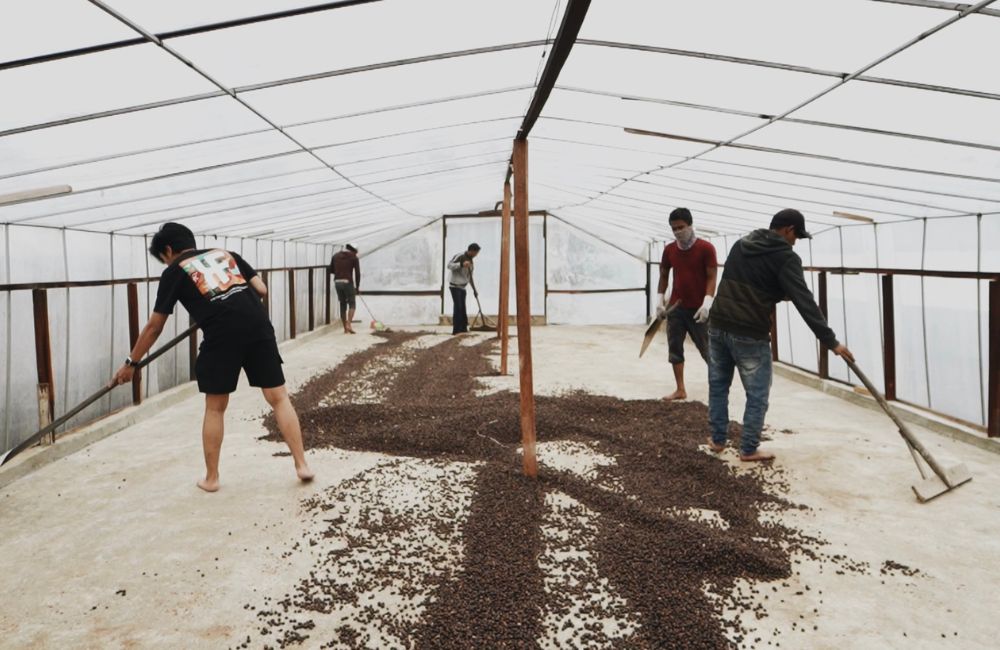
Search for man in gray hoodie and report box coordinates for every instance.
[707,209,854,461]
[446,243,480,335]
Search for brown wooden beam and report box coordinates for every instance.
[818,271,829,379]
[308,270,315,331]
[324,267,332,325]
[499,180,513,375]
[882,274,897,401]
[126,282,142,405]
[512,139,537,478]
[288,270,297,339]
[31,289,55,445]
[770,306,779,362]
[989,280,1000,437]
[188,316,198,382]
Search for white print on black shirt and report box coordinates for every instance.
[180,250,247,301]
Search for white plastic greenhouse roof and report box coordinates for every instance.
[2,0,1000,249]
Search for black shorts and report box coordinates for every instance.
[667,306,709,365]
[335,282,356,308]
[195,337,285,394]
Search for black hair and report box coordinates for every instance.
[467,243,481,252]
[668,207,693,225]
[345,244,358,253]
[149,222,196,260]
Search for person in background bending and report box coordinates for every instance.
[446,243,480,335]
[329,244,360,334]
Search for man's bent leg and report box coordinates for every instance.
[733,338,773,458]
[199,393,229,492]
[262,385,314,482]
[707,329,735,449]
[347,307,356,333]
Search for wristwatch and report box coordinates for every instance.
[124,356,140,368]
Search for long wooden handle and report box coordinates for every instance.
[845,359,950,484]
[1,325,197,466]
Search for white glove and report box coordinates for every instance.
[655,294,667,318]
[694,295,714,323]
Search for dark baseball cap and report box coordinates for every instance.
[769,208,812,239]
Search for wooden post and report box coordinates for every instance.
[288,269,297,339]
[126,282,142,405]
[769,306,779,362]
[988,280,999,437]
[882,274,897,401]
[325,267,332,325]
[308,269,315,331]
[31,289,55,445]
[188,316,197,381]
[261,270,270,316]
[513,139,537,478]
[498,180,512,375]
[818,271,829,379]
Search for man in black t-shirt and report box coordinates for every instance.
[111,223,314,492]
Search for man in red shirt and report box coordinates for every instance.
[656,208,718,401]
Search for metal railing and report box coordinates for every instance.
[778,266,1000,438]
[0,264,335,454]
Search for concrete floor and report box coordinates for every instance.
[0,325,997,649]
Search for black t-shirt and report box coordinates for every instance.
[153,249,274,344]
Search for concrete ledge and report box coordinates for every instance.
[0,326,340,490]
[774,363,1000,456]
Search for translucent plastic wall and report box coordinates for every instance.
[0,224,332,454]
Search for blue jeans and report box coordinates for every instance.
[708,328,772,455]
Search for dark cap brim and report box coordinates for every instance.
[796,228,812,239]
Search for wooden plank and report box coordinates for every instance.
[127,282,142,405]
[770,306,779,362]
[513,139,537,478]
[324,267,332,324]
[308,269,315,331]
[882,274,897,401]
[818,271,829,379]
[989,280,1000,437]
[288,269,297,339]
[188,316,197,382]
[499,180,512,375]
[31,289,55,445]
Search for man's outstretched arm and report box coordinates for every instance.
[111,312,170,385]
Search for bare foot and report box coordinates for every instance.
[662,390,687,401]
[705,438,725,453]
[296,464,315,482]
[197,477,220,492]
[739,450,776,462]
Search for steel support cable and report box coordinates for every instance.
[0,86,531,183]
[576,39,1000,102]
[556,1,997,214]
[4,116,520,215]
[605,184,846,227]
[564,206,742,237]
[872,0,1000,17]
[555,85,1000,153]
[588,194,801,231]
[0,40,548,140]
[532,134,1000,204]
[86,0,436,222]
[111,161,507,234]
[635,174,931,220]
[54,147,510,230]
[0,1,383,71]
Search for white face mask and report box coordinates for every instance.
[674,226,696,248]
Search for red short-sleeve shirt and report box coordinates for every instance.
[660,239,718,309]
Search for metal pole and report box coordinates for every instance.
[512,139,537,478]
[498,180,512,374]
